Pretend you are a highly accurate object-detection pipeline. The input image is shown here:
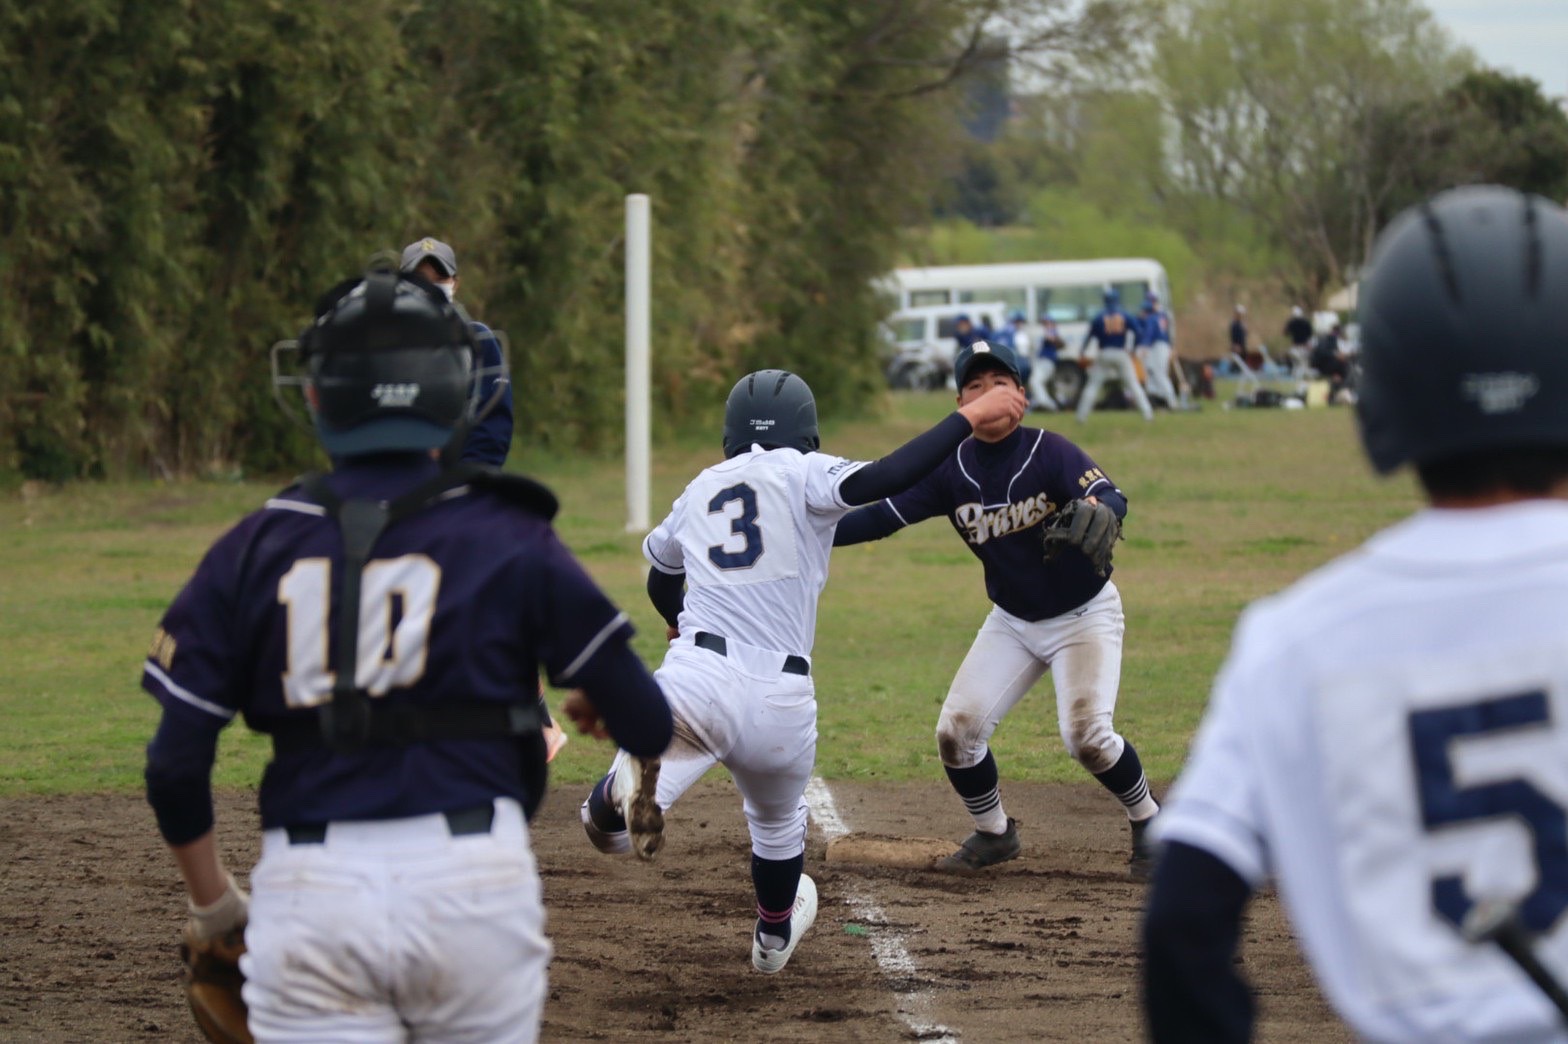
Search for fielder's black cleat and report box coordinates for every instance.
[934,818,1021,872]
[1129,815,1157,881]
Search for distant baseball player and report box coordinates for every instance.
[398,237,572,760]
[835,339,1160,876]
[1076,288,1154,422]
[1136,292,1179,409]
[1282,304,1313,353]
[1144,185,1568,1041]
[400,237,514,466]
[143,266,671,1042]
[1027,314,1065,413]
[578,367,1026,973]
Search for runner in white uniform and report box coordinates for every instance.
[578,368,1025,974]
[1144,186,1568,1042]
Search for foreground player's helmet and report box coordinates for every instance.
[1103,287,1121,308]
[722,369,820,458]
[299,268,478,456]
[1356,185,1568,474]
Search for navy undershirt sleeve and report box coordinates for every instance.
[1096,489,1128,520]
[1142,840,1255,1043]
[837,412,973,506]
[646,567,685,630]
[144,702,225,846]
[569,641,674,758]
[833,502,905,547]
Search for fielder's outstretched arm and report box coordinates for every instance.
[836,382,1025,507]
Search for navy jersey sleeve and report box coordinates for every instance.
[142,523,251,844]
[834,463,954,547]
[530,530,672,755]
[461,323,514,466]
[833,501,904,546]
[883,466,954,530]
[141,529,248,724]
[1054,442,1126,519]
[837,412,973,506]
[530,531,636,686]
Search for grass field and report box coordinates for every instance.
[0,390,1423,797]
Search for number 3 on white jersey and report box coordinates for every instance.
[277,555,442,707]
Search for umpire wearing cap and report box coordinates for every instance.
[400,237,515,466]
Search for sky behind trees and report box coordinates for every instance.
[1425,0,1568,98]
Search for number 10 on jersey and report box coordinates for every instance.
[277,555,442,707]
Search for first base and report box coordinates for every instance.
[824,833,954,869]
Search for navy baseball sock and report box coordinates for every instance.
[752,852,805,949]
[586,774,626,833]
[944,750,1009,834]
[1092,742,1159,821]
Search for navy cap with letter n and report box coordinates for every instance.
[399,237,458,278]
[1356,185,1568,474]
[954,339,1022,387]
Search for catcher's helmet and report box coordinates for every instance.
[1356,185,1568,474]
[722,370,820,458]
[300,268,478,457]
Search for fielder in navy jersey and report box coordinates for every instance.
[835,339,1160,876]
[143,268,671,1042]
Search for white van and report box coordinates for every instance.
[877,258,1174,404]
[879,300,1011,390]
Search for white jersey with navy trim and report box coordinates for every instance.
[643,445,866,657]
[1156,501,1568,1042]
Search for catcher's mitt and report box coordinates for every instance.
[181,925,252,1044]
[1042,498,1121,578]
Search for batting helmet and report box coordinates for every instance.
[1356,185,1568,474]
[300,267,479,457]
[722,370,820,458]
[1103,287,1121,309]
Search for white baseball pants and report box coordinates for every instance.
[620,634,817,860]
[1027,357,1059,410]
[243,798,549,1043]
[937,583,1129,775]
[1143,341,1178,406]
[1076,350,1153,421]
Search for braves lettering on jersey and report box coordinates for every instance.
[644,446,867,654]
[862,427,1123,620]
[1155,503,1568,1041]
[143,456,635,829]
[833,420,1159,876]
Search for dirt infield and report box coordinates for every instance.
[2,781,1348,1042]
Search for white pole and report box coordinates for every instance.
[625,194,652,533]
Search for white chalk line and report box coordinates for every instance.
[805,776,960,1042]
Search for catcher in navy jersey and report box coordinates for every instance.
[142,266,672,1042]
[835,339,1159,876]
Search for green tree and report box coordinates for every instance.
[1151,0,1470,303]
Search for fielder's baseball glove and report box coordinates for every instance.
[1042,498,1120,577]
[180,925,252,1044]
